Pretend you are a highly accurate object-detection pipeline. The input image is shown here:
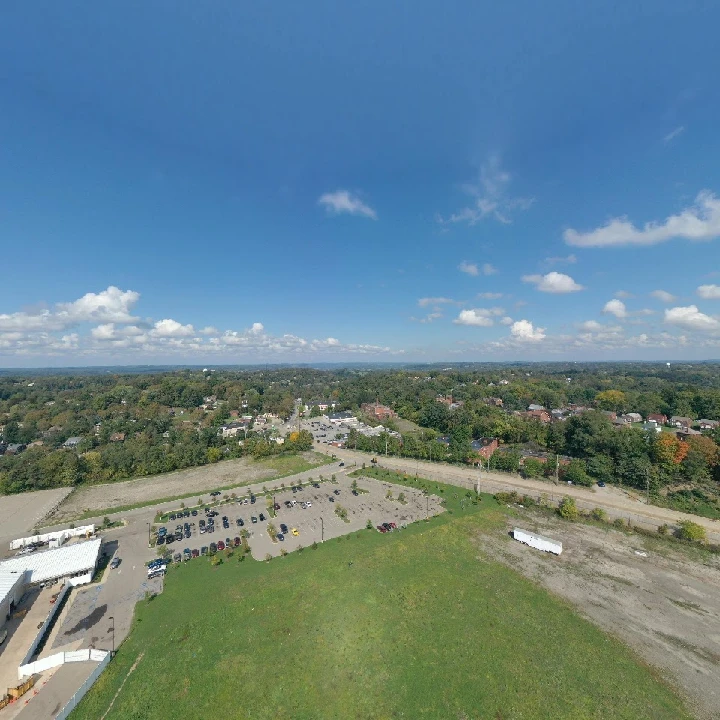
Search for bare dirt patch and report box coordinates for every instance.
[47,452,329,524]
[0,486,72,548]
[479,508,720,719]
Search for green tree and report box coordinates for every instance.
[558,496,579,520]
[677,520,707,543]
[522,458,544,479]
[563,459,592,486]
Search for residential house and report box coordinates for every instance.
[499,379,510,385]
[624,412,643,423]
[219,422,248,438]
[63,437,83,449]
[642,422,662,434]
[27,440,44,448]
[523,409,552,424]
[5,443,26,455]
[109,432,126,443]
[613,417,629,427]
[670,416,693,430]
[697,419,719,430]
[229,410,239,418]
[483,397,504,407]
[550,409,567,421]
[678,428,702,440]
[602,411,617,421]
[436,395,464,410]
[527,404,545,412]
[361,401,396,421]
[647,413,667,425]
[471,437,499,459]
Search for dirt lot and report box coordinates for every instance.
[0,487,72,549]
[46,453,329,524]
[479,507,720,720]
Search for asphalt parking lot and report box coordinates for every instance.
[154,473,443,560]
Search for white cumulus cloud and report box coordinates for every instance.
[564,191,720,248]
[418,297,457,307]
[510,320,546,342]
[602,299,627,318]
[458,261,479,276]
[453,308,503,327]
[650,290,677,303]
[522,272,584,294]
[318,190,376,219]
[697,284,720,299]
[151,319,195,337]
[664,305,720,332]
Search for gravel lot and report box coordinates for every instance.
[0,487,72,552]
[46,452,328,524]
[481,508,720,720]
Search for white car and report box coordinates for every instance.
[304,502,313,509]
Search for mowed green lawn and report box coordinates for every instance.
[72,482,690,720]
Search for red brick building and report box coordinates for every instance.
[361,401,397,421]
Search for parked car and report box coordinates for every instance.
[597,481,606,488]
[233,537,241,547]
[217,541,226,551]
[201,546,208,555]
[250,495,256,504]
[334,489,340,495]
[191,549,199,558]
[191,510,198,516]
[274,503,281,510]
[280,524,288,534]
[109,557,121,569]
[174,553,182,563]
[211,491,221,496]
[328,496,335,502]
[236,518,244,526]
[251,516,258,524]
[169,513,176,520]
[209,543,217,553]
[259,513,266,521]
[377,525,386,533]
[339,462,345,466]
[183,548,191,560]
[277,533,284,541]
[312,483,320,489]
[291,528,299,536]
[165,535,175,545]
[156,535,166,545]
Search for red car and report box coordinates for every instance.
[389,522,397,529]
[191,549,199,558]
[217,541,226,551]
[233,536,241,547]
[376,525,387,533]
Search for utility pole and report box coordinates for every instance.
[555,455,559,485]
[385,435,388,457]
[147,523,151,548]
[645,468,650,505]
[320,517,324,543]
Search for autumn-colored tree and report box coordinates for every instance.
[652,433,689,465]
[686,435,720,467]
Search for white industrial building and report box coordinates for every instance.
[512,528,563,555]
[0,538,102,589]
[1,571,28,630]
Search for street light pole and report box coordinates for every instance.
[321,517,324,543]
[109,615,115,656]
[147,523,151,548]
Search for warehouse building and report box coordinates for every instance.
[0,538,102,591]
[0,571,28,631]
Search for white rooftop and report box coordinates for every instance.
[0,538,102,585]
[0,570,26,608]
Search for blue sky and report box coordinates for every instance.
[2,1,720,365]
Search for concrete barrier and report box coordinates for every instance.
[10,525,95,550]
[19,583,71,667]
[18,648,109,680]
[54,650,112,720]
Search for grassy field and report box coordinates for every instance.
[72,475,690,720]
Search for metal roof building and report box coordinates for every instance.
[0,538,102,586]
[0,570,28,630]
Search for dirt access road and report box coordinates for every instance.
[46,452,329,524]
[331,448,720,542]
[481,507,720,720]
